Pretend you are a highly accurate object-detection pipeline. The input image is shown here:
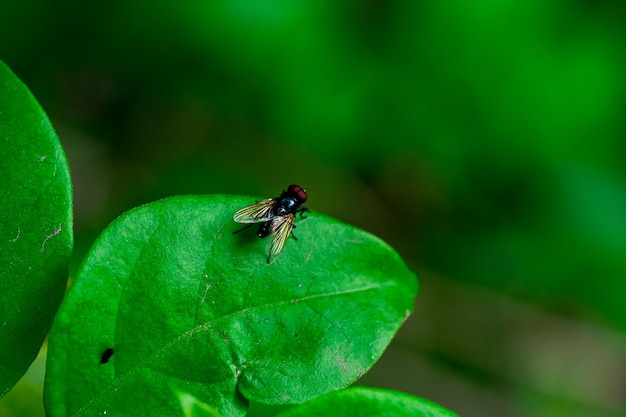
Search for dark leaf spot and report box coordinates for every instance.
[100,348,114,364]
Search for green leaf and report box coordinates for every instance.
[178,391,222,417]
[45,195,417,417]
[0,60,73,397]
[274,386,460,417]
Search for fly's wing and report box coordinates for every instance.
[268,214,295,263]
[233,199,275,223]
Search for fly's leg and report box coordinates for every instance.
[298,207,309,219]
[233,223,255,234]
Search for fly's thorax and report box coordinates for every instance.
[275,196,298,216]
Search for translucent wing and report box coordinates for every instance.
[268,214,295,263]
[233,199,275,223]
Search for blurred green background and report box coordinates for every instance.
[1,1,625,416]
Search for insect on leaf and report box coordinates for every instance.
[45,195,417,417]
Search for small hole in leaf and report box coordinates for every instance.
[100,348,114,364]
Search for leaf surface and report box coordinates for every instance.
[45,195,417,416]
[0,60,73,397]
[274,386,460,417]
[178,391,222,417]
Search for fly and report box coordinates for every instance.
[233,184,309,263]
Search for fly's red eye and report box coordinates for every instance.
[288,184,307,203]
